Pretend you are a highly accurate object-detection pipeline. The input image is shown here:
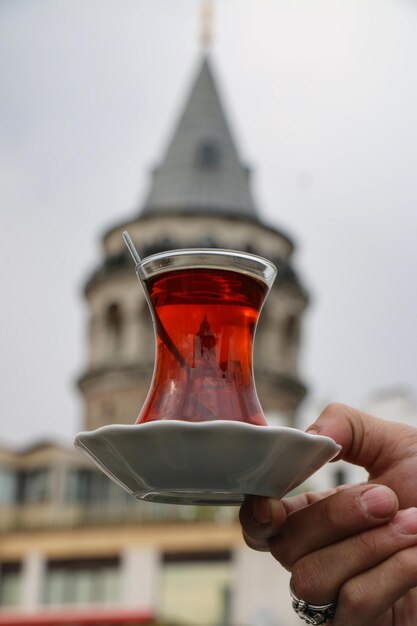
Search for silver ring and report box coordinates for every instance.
[290,580,337,625]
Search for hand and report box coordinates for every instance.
[239,403,417,626]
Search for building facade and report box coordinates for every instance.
[0,53,309,626]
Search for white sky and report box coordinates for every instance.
[1,0,416,446]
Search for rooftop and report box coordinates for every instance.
[140,55,258,220]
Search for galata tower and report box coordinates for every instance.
[78,54,308,431]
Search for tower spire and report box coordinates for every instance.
[200,0,214,51]
[141,55,258,219]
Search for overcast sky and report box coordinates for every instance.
[1,0,416,446]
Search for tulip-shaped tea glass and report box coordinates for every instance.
[135,249,277,425]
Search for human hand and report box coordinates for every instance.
[240,403,417,625]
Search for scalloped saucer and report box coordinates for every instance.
[74,421,340,505]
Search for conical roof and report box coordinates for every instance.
[141,55,258,219]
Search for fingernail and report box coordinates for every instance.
[360,486,396,518]
[393,508,417,534]
[306,423,319,434]
[253,497,271,525]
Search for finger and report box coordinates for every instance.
[241,486,349,550]
[290,507,417,607]
[240,490,341,552]
[306,402,417,476]
[283,484,353,515]
[269,483,398,569]
[239,496,287,551]
[306,403,417,510]
[240,485,368,552]
[335,543,417,625]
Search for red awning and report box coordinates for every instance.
[0,608,154,625]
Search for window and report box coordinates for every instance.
[44,558,120,606]
[0,563,22,607]
[105,302,123,352]
[106,303,122,332]
[0,467,17,504]
[196,140,221,168]
[65,468,129,505]
[334,468,347,487]
[160,552,232,626]
[284,314,300,345]
[17,468,50,503]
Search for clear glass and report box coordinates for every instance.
[135,249,277,426]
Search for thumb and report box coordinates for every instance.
[306,403,417,475]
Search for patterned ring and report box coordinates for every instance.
[289,580,337,625]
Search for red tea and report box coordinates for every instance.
[136,267,269,425]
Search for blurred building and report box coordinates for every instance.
[0,51,308,626]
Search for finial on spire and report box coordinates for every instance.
[200,0,214,50]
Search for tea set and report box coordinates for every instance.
[75,233,340,505]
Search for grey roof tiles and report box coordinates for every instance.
[141,55,258,219]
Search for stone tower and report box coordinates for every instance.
[78,55,308,431]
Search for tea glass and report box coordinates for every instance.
[135,249,277,426]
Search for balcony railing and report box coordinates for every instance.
[0,500,237,533]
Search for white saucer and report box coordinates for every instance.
[74,421,341,505]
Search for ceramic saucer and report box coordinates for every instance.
[74,421,341,505]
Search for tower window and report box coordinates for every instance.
[105,303,123,352]
[105,303,122,334]
[196,140,220,168]
[284,314,300,344]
